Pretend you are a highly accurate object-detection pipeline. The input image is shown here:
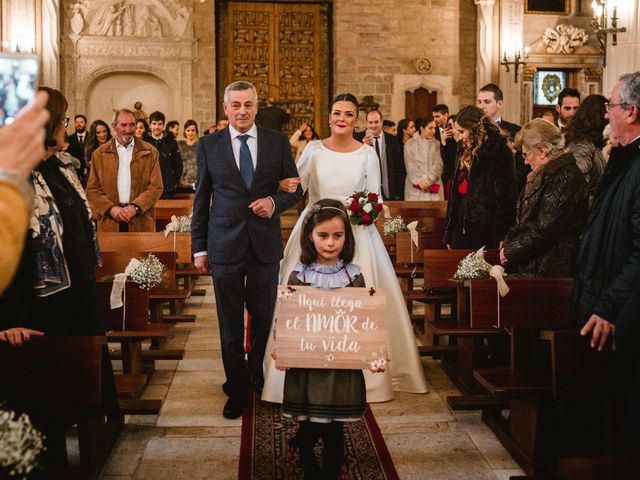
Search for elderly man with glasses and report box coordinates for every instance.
[574,71,640,454]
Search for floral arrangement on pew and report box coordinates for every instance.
[451,247,509,297]
[127,253,167,291]
[451,247,492,282]
[0,406,45,478]
[163,214,192,237]
[382,215,408,236]
[345,191,383,226]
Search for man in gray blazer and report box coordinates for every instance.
[192,81,302,419]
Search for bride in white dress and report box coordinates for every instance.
[262,94,428,403]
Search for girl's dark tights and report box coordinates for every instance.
[296,420,344,480]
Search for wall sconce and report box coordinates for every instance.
[590,0,626,67]
[501,48,529,83]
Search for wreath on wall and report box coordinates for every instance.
[541,74,562,103]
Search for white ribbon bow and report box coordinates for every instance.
[164,215,181,238]
[406,220,420,264]
[382,204,391,218]
[110,258,141,330]
[488,264,510,328]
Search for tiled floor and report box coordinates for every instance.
[97,277,524,479]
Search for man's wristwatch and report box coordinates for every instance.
[131,204,142,216]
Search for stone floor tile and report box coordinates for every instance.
[493,469,527,479]
[383,430,497,480]
[135,437,240,480]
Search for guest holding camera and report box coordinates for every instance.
[500,119,588,276]
[289,122,319,163]
[403,116,444,200]
[0,87,120,466]
[0,91,49,294]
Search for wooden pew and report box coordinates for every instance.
[418,249,509,395]
[96,250,191,326]
[0,336,120,476]
[377,200,448,260]
[465,278,574,475]
[97,231,204,300]
[96,281,167,414]
[98,231,192,263]
[154,198,193,231]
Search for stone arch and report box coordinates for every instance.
[84,69,174,125]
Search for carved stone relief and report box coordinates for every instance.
[65,0,193,38]
[543,24,589,54]
[583,66,603,83]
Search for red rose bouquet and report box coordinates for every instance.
[345,191,383,226]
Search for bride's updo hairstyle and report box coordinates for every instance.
[332,93,359,112]
[300,198,356,265]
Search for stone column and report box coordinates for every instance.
[41,0,60,88]
[498,0,524,124]
[521,64,535,123]
[474,0,495,93]
[602,0,640,95]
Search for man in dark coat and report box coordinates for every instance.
[477,83,529,193]
[354,110,405,200]
[433,104,458,198]
[256,97,290,131]
[66,114,88,180]
[144,110,182,198]
[191,81,302,419]
[575,71,640,454]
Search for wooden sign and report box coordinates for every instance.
[274,285,387,370]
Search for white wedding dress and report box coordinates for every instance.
[261,140,428,403]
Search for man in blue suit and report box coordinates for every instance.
[192,81,302,419]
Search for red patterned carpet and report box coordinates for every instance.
[239,393,400,480]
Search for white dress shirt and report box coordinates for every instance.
[229,124,258,170]
[116,139,134,204]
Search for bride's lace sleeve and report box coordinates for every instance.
[363,146,382,195]
[296,140,316,193]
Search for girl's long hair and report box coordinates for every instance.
[455,105,512,169]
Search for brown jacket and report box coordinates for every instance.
[0,180,29,294]
[86,137,163,232]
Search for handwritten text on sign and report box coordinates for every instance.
[274,285,387,370]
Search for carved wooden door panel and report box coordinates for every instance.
[405,88,437,120]
[218,1,330,136]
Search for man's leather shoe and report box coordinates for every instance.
[223,397,245,419]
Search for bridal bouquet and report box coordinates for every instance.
[345,191,383,226]
[0,406,45,477]
[382,215,408,236]
[451,247,493,282]
[128,253,166,290]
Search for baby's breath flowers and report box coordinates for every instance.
[451,247,493,282]
[0,406,45,477]
[173,215,191,233]
[128,253,166,290]
[382,215,408,236]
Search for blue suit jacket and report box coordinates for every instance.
[191,126,302,264]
